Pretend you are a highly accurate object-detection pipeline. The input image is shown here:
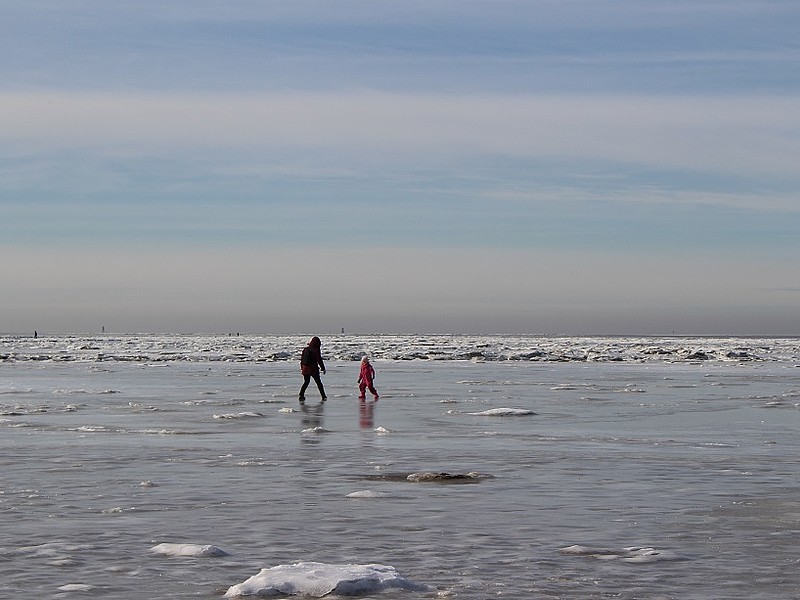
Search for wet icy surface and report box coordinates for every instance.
[2,335,800,598]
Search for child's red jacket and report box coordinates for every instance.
[359,362,375,385]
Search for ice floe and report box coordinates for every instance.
[212,411,263,420]
[224,561,428,597]
[149,543,229,558]
[346,490,391,498]
[57,583,93,592]
[560,544,681,563]
[468,408,536,416]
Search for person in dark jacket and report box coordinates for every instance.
[299,336,327,402]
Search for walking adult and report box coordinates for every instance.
[299,336,327,402]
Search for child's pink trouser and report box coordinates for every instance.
[359,381,378,397]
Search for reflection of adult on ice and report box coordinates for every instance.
[299,336,327,402]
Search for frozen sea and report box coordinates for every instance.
[2,334,800,599]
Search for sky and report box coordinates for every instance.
[1,0,799,336]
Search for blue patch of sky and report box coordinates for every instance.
[4,162,798,255]
[2,3,798,248]
[2,3,797,93]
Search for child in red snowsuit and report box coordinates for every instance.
[358,356,379,400]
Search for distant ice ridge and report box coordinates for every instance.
[225,561,429,597]
[1,334,799,363]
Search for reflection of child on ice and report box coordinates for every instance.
[358,356,379,400]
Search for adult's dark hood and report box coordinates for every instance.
[309,336,321,348]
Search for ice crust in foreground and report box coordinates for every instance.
[225,561,429,597]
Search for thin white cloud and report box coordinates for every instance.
[3,91,799,179]
[483,187,800,214]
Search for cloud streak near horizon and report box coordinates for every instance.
[1,1,799,335]
[5,92,799,175]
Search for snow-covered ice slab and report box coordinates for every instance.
[346,489,391,498]
[468,408,536,416]
[150,543,229,558]
[225,561,429,597]
[560,544,681,563]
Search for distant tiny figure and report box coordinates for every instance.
[357,356,379,400]
[34,330,38,339]
[299,336,327,402]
